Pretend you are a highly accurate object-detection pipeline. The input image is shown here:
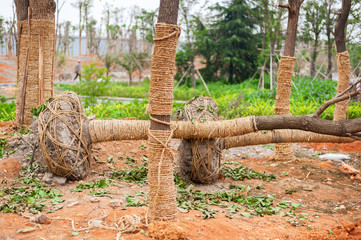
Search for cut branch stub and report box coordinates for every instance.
[176,97,223,184]
[38,92,91,180]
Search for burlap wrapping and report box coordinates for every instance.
[177,97,222,184]
[38,92,91,180]
[274,56,296,161]
[16,19,55,125]
[334,51,351,121]
[147,23,180,222]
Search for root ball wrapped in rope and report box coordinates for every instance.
[38,91,91,180]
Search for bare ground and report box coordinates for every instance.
[0,120,361,240]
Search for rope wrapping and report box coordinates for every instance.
[38,91,91,180]
[274,56,296,161]
[16,19,55,125]
[147,23,180,222]
[334,51,351,121]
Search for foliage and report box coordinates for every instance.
[55,50,66,68]
[78,62,111,107]
[0,102,15,122]
[30,97,54,119]
[0,163,64,214]
[349,44,361,75]
[111,162,148,184]
[221,164,277,181]
[0,95,6,102]
[193,0,262,83]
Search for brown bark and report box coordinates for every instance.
[281,0,304,57]
[334,0,351,53]
[14,0,29,21]
[325,0,334,78]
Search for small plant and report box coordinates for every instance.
[0,95,6,102]
[55,50,66,68]
[31,97,54,119]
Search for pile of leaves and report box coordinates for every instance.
[0,163,65,214]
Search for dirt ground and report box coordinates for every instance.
[0,120,361,240]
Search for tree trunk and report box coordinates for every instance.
[325,0,334,79]
[310,37,318,77]
[274,0,303,161]
[334,0,352,121]
[147,0,180,222]
[15,0,56,125]
[283,1,303,57]
[78,3,82,56]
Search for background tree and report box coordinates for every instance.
[71,0,83,56]
[324,0,336,78]
[194,0,261,84]
[333,0,352,121]
[301,0,326,77]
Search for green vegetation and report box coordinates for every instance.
[0,102,15,122]
[2,75,361,123]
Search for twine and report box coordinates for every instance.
[38,91,90,180]
[148,23,181,116]
[16,19,55,125]
[147,129,177,222]
[334,51,351,121]
[274,56,296,161]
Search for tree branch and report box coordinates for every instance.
[278,3,290,9]
[313,78,361,117]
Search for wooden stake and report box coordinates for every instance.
[195,68,211,97]
[19,6,32,125]
[39,27,44,104]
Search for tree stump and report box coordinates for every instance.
[176,97,223,184]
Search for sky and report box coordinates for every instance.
[0,0,161,24]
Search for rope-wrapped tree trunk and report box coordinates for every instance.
[333,0,352,121]
[15,0,56,125]
[147,0,180,223]
[274,0,304,161]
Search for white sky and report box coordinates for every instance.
[0,0,161,23]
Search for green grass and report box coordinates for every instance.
[2,76,361,122]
